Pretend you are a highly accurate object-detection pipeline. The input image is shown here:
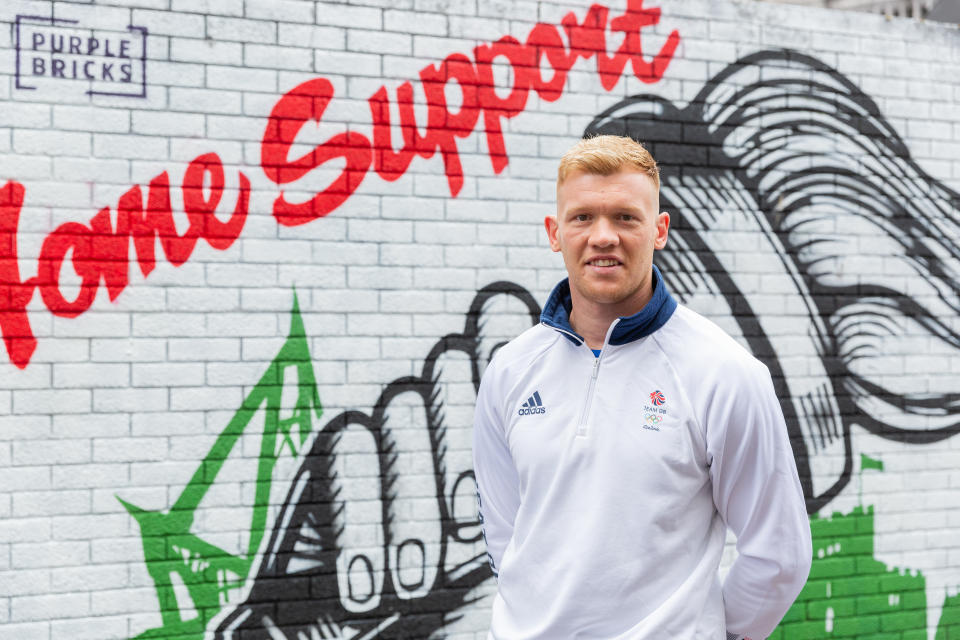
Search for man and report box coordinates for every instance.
[473,135,812,639]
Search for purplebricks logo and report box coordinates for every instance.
[649,390,666,406]
[14,15,148,98]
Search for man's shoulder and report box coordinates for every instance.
[485,323,559,379]
[658,304,769,380]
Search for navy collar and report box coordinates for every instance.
[540,264,677,346]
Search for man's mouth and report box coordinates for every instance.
[588,258,621,267]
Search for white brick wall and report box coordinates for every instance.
[1,1,959,638]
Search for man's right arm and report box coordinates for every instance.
[472,362,521,578]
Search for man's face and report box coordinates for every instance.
[546,168,669,315]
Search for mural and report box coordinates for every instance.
[120,295,322,639]
[585,49,960,637]
[111,46,960,639]
[0,0,679,371]
[122,284,540,639]
[587,47,960,510]
[214,282,539,640]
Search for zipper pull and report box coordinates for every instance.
[591,357,600,378]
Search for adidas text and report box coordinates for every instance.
[518,406,546,416]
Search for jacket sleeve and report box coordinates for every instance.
[706,360,813,639]
[472,359,521,579]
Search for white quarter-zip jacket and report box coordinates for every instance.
[473,267,812,639]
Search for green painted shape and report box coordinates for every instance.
[936,591,960,639]
[120,295,322,639]
[861,453,884,472]
[772,505,928,639]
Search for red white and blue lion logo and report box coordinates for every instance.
[650,390,665,406]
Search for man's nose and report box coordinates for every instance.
[589,217,619,247]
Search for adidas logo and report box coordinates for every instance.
[518,391,546,416]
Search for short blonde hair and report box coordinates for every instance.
[557,135,660,190]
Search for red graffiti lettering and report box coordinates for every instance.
[182,153,250,251]
[611,0,680,82]
[2,2,679,368]
[525,23,576,102]
[0,182,38,369]
[266,0,680,210]
[0,154,249,367]
[37,221,99,317]
[368,84,419,181]
[90,206,130,301]
[475,37,535,174]
[419,53,481,195]
[262,78,372,226]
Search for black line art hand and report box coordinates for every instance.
[586,49,960,512]
[215,282,541,640]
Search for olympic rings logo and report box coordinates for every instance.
[645,414,663,424]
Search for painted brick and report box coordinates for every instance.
[3,103,51,128]
[447,245,507,267]
[132,9,206,37]
[11,542,89,572]
[92,437,166,462]
[52,414,130,438]
[92,133,169,160]
[414,267,477,289]
[380,290,445,313]
[50,615,127,640]
[53,363,130,389]
[131,362,205,387]
[207,311,278,336]
[244,43,313,71]
[51,463,129,490]
[92,388,168,413]
[168,87,242,114]
[447,14,507,40]
[314,50,383,77]
[89,537,146,564]
[0,520,51,546]
[89,338,166,363]
[131,110,206,137]
[206,65,279,93]
[415,221,477,244]
[13,440,91,466]
[206,114,265,141]
[51,313,130,339]
[316,3,382,29]
[380,243,444,266]
[13,390,91,415]
[348,28,412,56]
[52,157,130,183]
[171,0,243,15]
[384,9,447,36]
[414,0,476,14]
[244,0,314,22]
[207,15,277,43]
[0,415,52,442]
[169,385,243,411]
[170,38,243,65]
[206,263,279,287]
[131,312,205,337]
[14,130,91,157]
[278,23,346,48]
[0,155,51,181]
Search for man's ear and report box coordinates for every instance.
[654,211,670,250]
[545,215,562,252]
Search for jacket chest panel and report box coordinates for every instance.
[504,346,703,490]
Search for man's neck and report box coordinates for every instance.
[568,286,653,350]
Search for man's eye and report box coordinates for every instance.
[575,214,589,222]
[620,214,635,221]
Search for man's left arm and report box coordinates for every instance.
[706,361,813,640]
